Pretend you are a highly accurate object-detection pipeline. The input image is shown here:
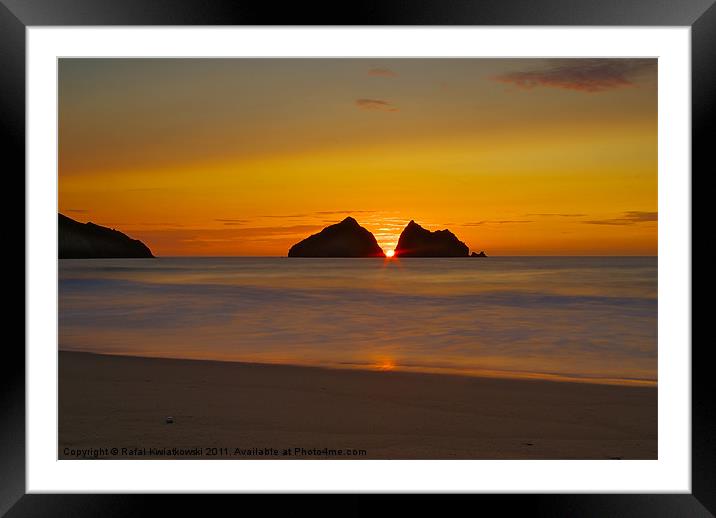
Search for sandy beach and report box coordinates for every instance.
[58,351,657,459]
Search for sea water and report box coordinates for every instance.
[59,257,657,385]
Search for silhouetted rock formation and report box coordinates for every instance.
[288,217,385,257]
[59,213,154,259]
[394,220,469,257]
[471,251,487,257]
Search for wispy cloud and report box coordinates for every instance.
[526,213,587,217]
[132,224,323,242]
[582,211,657,226]
[355,98,399,112]
[493,59,656,93]
[463,220,534,226]
[368,67,397,77]
[315,210,376,215]
[215,218,251,225]
[123,187,170,192]
[66,209,89,213]
[102,222,187,228]
[259,214,310,219]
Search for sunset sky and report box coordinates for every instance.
[58,58,657,256]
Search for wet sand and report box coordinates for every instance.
[59,351,657,459]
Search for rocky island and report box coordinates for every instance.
[288,217,485,258]
[59,213,154,259]
[394,220,469,257]
[288,217,385,257]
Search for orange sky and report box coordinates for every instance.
[58,58,657,256]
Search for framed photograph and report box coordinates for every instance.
[6,0,707,514]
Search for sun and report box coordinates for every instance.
[385,249,395,258]
[376,359,396,371]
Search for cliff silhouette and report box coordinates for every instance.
[394,220,469,257]
[288,217,385,257]
[59,213,154,259]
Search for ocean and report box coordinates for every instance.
[59,257,657,385]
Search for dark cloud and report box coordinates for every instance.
[493,59,656,93]
[463,220,534,226]
[582,211,657,226]
[355,98,399,112]
[368,67,397,77]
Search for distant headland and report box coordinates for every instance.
[59,213,154,259]
[288,217,486,258]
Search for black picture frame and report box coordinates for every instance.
[4,0,707,515]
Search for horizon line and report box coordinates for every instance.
[59,254,659,258]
